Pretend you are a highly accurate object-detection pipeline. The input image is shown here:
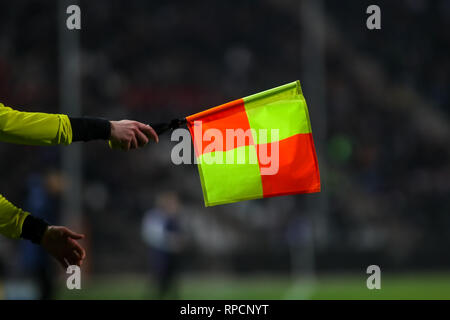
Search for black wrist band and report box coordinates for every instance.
[21,215,50,244]
[69,117,111,142]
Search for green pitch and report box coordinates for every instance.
[57,272,450,300]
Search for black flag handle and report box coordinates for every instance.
[149,118,187,135]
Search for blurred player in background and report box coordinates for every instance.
[142,192,184,299]
[20,170,64,299]
[0,102,159,269]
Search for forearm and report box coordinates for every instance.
[69,117,111,142]
[0,103,157,150]
[0,102,114,145]
[0,103,73,146]
[0,193,30,239]
[0,194,49,243]
[21,214,49,244]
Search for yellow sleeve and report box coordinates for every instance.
[0,194,30,239]
[0,102,73,146]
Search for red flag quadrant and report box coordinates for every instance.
[186,80,321,206]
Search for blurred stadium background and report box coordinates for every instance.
[0,0,449,299]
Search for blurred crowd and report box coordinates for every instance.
[0,0,449,297]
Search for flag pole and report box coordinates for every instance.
[150,118,187,135]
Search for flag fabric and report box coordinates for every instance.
[186,81,320,207]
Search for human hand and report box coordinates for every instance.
[41,226,86,269]
[110,120,159,151]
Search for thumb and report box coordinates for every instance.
[64,228,85,240]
